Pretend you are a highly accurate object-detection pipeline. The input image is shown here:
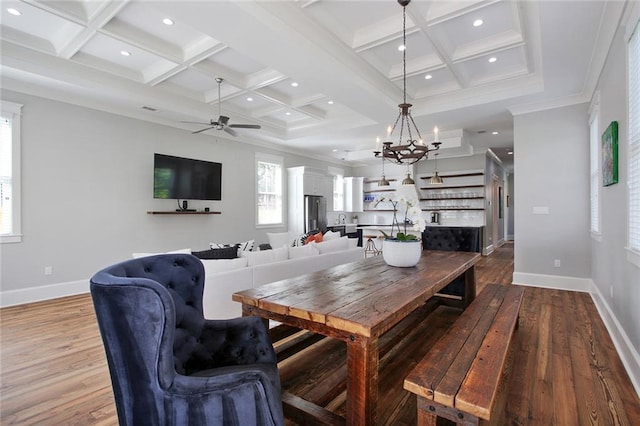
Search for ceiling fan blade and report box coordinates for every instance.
[192,127,215,134]
[228,124,261,129]
[181,120,214,125]
[223,127,238,137]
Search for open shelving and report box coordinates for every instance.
[147,211,221,215]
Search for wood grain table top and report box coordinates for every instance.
[233,250,481,338]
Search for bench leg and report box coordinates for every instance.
[416,397,480,426]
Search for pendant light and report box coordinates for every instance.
[379,153,390,186]
[402,165,415,185]
[430,153,443,185]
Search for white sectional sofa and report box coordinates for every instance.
[200,236,363,319]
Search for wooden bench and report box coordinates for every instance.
[404,284,524,425]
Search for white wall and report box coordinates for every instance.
[589,11,640,390]
[0,90,348,304]
[513,103,592,284]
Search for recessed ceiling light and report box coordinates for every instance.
[120,50,131,57]
[162,18,174,25]
[488,57,497,63]
[285,112,291,116]
[328,100,334,105]
[332,149,338,152]
[7,8,21,16]
[473,19,484,27]
[507,151,513,155]
[398,44,406,51]
[492,131,499,135]
[291,82,298,87]
[247,97,253,102]
[424,74,433,80]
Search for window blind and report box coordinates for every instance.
[629,20,640,252]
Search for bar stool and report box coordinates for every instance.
[364,235,381,258]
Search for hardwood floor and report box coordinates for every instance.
[1,243,639,425]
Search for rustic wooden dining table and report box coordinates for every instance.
[232,249,481,426]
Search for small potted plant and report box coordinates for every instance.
[374,195,425,267]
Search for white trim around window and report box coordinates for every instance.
[255,153,284,228]
[589,92,602,240]
[626,11,640,268]
[1,100,22,244]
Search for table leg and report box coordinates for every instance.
[463,265,477,308]
[346,336,378,425]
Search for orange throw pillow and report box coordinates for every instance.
[305,232,323,245]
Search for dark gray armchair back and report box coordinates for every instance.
[91,254,284,426]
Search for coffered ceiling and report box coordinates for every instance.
[0,0,625,168]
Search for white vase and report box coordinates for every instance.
[382,239,422,267]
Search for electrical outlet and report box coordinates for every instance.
[44,266,53,275]
[553,259,561,268]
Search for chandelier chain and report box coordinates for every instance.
[373,0,441,167]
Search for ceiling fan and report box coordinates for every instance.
[182,77,261,136]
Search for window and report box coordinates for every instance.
[1,101,22,243]
[589,94,600,236]
[333,174,344,212]
[328,166,344,212]
[256,154,283,226]
[628,17,640,264]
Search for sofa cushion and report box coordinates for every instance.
[323,230,341,241]
[267,232,293,249]
[241,246,288,266]
[192,246,238,260]
[288,243,320,259]
[132,248,191,259]
[305,232,323,245]
[292,230,318,247]
[201,257,249,274]
[210,239,255,253]
[312,236,349,254]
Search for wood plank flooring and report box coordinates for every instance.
[1,243,639,425]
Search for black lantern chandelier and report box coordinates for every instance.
[374,0,441,167]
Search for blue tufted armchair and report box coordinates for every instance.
[90,253,284,426]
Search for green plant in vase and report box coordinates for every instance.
[373,196,425,241]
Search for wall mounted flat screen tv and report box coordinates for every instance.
[153,153,222,200]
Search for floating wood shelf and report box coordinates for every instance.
[364,178,397,184]
[419,172,484,179]
[420,208,485,211]
[363,189,396,194]
[420,196,484,201]
[147,211,221,215]
[420,184,484,190]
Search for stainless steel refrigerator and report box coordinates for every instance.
[304,195,327,233]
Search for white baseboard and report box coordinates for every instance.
[590,283,640,397]
[513,271,640,398]
[0,280,89,308]
[512,272,592,292]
